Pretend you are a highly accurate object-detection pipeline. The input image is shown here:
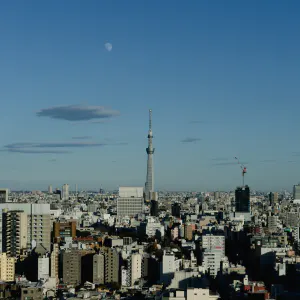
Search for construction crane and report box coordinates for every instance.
[235,156,247,186]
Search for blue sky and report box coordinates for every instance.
[0,1,300,191]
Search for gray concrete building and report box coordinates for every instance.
[63,249,81,286]
[93,253,105,284]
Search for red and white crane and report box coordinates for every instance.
[235,156,247,186]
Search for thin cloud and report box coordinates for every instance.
[72,136,92,140]
[181,138,202,143]
[5,142,106,149]
[48,159,57,162]
[36,105,120,121]
[1,148,70,154]
[211,158,229,162]
[260,159,276,163]
[288,160,296,163]
[212,161,248,166]
[2,141,127,154]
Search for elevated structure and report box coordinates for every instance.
[145,109,155,201]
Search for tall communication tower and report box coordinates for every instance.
[145,109,155,201]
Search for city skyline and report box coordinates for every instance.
[1,1,300,191]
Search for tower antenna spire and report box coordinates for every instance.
[149,109,152,131]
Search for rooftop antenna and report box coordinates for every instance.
[235,157,247,186]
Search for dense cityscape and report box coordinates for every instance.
[0,110,299,300]
[2,1,300,299]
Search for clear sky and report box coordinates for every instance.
[1,1,300,192]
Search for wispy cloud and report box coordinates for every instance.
[292,152,300,157]
[72,136,92,140]
[1,140,127,154]
[260,159,276,163]
[36,105,120,121]
[1,148,71,154]
[211,158,229,162]
[48,159,57,162]
[181,138,201,143]
[212,161,248,166]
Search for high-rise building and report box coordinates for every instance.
[50,243,59,283]
[53,220,76,242]
[0,189,9,203]
[93,247,120,284]
[2,210,27,257]
[145,109,155,201]
[62,184,69,201]
[63,249,81,286]
[150,200,158,217]
[0,203,51,254]
[117,187,143,217]
[48,185,53,194]
[38,255,50,281]
[235,186,250,213]
[214,191,220,200]
[129,253,142,286]
[171,203,181,218]
[93,253,105,284]
[0,253,15,282]
[294,184,300,201]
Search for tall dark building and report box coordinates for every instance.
[171,203,181,218]
[235,185,250,212]
[150,200,158,217]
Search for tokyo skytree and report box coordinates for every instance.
[145,109,155,200]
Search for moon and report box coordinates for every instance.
[105,42,112,52]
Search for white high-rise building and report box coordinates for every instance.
[38,256,50,280]
[0,253,15,282]
[161,250,176,282]
[62,184,69,201]
[48,185,53,194]
[0,203,51,254]
[202,234,225,256]
[202,250,224,277]
[117,187,143,217]
[129,253,142,286]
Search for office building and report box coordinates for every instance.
[51,243,59,282]
[145,109,155,201]
[171,203,181,218]
[53,220,76,242]
[184,223,196,241]
[63,249,81,286]
[214,191,220,200]
[202,234,225,256]
[48,185,53,194]
[129,253,142,286]
[3,210,27,257]
[286,212,298,227]
[93,253,105,284]
[294,184,300,201]
[38,256,50,281]
[0,253,15,282]
[150,200,158,217]
[62,184,69,201]
[0,203,51,254]
[235,185,250,213]
[0,189,9,203]
[117,187,143,217]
